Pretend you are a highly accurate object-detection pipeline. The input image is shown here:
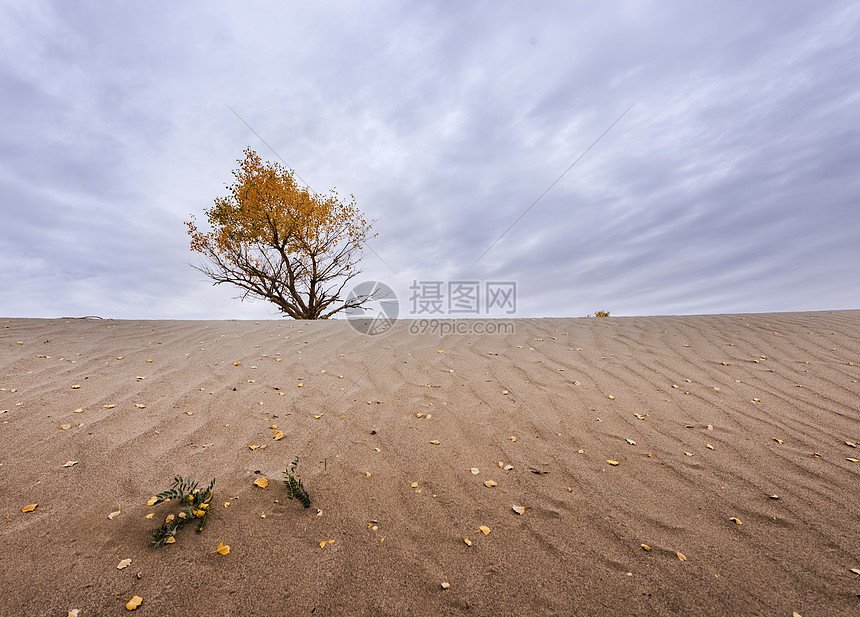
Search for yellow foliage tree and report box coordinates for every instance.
[186,148,375,319]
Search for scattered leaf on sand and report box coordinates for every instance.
[512,505,526,515]
[248,444,260,450]
[254,478,269,488]
[233,362,241,366]
[441,582,451,589]
[215,542,230,555]
[146,497,158,506]
[470,468,480,475]
[484,480,498,488]
[429,440,440,445]
[145,513,154,519]
[165,514,174,523]
[21,504,37,513]
[729,517,742,525]
[314,414,323,419]
[607,395,615,400]
[504,464,514,471]
[847,458,859,463]
[773,438,783,444]
[479,525,492,535]
[639,544,651,551]
[134,403,146,409]
[606,460,620,466]
[68,610,80,617]
[793,613,802,617]
[117,558,132,569]
[319,539,335,548]
[410,482,419,488]
[108,510,121,520]
[706,444,715,450]
[125,595,143,610]
[464,537,472,546]
[73,408,84,413]
[509,436,517,442]
[365,472,372,477]
[676,551,687,561]
[63,461,78,467]
[60,424,71,430]
[71,385,80,389]
[165,536,176,544]
[103,404,115,409]
[850,568,860,577]
[625,439,636,445]
[273,431,284,440]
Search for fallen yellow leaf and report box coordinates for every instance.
[606,460,620,466]
[479,525,492,535]
[429,440,440,445]
[71,384,80,389]
[509,436,517,442]
[512,505,526,515]
[108,510,121,520]
[410,482,419,488]
[253,478,269,488]
[463,537,472,546]
[165,514,174,523]
[729,517,742,525]
[134,403,146,409]
[319,539,335,548]
[145,513,154,519]
[850,568,860,577]
[639,544,651,551]
[21,504,37,513]
[314,414,322,419]
[60,424,71,430]
[441,581,451,589]
[69,610,80,617]
[470,468,479,474]
[248,444,260,450]
[125,595,143,610]
[273,430,284,440]
[146,496,158,506]
[483,480,498,488]
[117,558,132,569]
[215,542,230,555]
[165,536,176,544]
[676,551,687,561]
[625,439,636,445]
[365,472,372,477]
[63,461,78,467]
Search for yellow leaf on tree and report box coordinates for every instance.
[479,525,492,535]
[215,542,230,555]
[125,595,143,610]
[21,504,37,513]
[254,478,269,488]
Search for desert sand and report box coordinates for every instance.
[1,311,859,616]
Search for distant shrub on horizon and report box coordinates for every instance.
[594,310,610,317]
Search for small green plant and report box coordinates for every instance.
[283,456,311,508]
[595,310,611,317]
[149,476,215,547]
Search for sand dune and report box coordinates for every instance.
[1,311,859,616]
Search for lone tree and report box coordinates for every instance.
[186,148,375,319]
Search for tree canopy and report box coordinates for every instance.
[186,148,375,319]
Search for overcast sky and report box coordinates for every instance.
[2,1,859,320]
